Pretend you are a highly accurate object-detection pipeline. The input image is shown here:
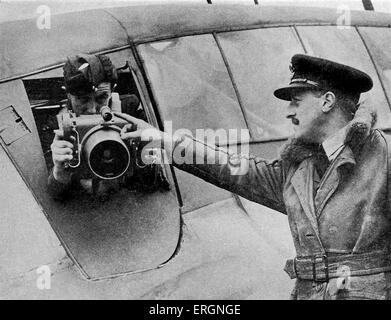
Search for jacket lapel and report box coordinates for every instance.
[291,159,322,242]
[315,146,356,217]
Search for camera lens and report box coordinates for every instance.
[89,140,130,179]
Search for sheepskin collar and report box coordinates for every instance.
[280,103,377,165]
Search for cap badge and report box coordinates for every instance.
[78,63,89,71]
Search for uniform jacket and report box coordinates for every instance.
[172,104,391,299]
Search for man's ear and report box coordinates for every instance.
[321,91,336,113]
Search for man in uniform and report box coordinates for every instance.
[116,54,391,299]
[48,53,167,200]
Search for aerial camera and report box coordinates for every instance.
[57,107,138,180]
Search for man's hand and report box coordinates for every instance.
[114,112,162,142]
[50,129,74,183]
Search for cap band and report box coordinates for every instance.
[290,78,320,87]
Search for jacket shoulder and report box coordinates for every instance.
[375,129,391,148]
[373,129,391,161]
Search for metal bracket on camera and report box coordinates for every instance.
[67,129,81,168]
[63,120,81,169]
[132,140,148,169]
[59,112,82,169]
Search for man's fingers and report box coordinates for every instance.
[52,147,73,155]
[121,130,143,140]
[121,123,138,133]
[51,140,74,150]
[114,112,138,124]
[54,129,76,142]
[120,126,162,142]
[53,129,64,140]
[54,154,73,163]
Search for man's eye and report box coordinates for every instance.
[96,97,107,104]
[96,95,109,104]
[79,97,90,104]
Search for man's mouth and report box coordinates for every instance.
[287,114,299,126]
[292,118,299,125]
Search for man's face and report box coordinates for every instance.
[286,89,325,143]
[69,82,111,116]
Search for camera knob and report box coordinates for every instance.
[100,106,113,121]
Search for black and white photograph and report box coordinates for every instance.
[1,0,391,303]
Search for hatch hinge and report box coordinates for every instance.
[0,105,30,145]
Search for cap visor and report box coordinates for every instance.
[273,83,317,101]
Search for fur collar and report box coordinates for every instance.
[280,103,377,165]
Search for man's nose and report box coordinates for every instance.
[85,100,97,114]
[286,103,296,118]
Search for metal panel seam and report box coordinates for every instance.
[293,25,308,54]
[212,32,254,140]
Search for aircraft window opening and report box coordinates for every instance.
[17,58,180,279]
[22,68,145,170]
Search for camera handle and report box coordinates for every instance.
[60,113,81,168]
[66,129,81,168]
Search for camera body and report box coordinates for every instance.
[57,107,137,180]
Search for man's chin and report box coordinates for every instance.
[292,128,302,139]
[293,130,316,144]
